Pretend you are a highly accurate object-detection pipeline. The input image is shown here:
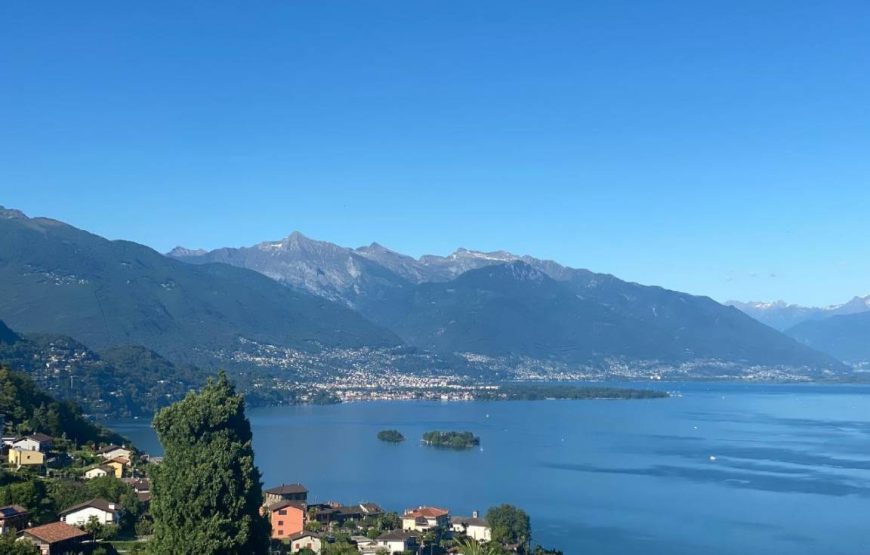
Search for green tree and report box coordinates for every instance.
[0,532,40,554]
[486,505,530,549]
[150,372,270,555]
[457,538,503,555]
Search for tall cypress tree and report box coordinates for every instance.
[150,372,270,554]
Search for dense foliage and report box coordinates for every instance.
[0,324,206,417]
[0,366,125,445]
[422,431,480,449]
[150,372,270,555]
[377,429,405,443]
[486,504,531,548]
[477,384,668,401]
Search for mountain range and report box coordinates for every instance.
[0,205,854,378]
[727,297,870,331]
[728,297,870,362]
[0,206,399,370]
[168,230,844,371]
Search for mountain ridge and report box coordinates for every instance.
[0,208,401,370]
[170,231,846,373]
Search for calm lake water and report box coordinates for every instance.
[108,382,870,554]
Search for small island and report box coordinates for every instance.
[422,430,480,449]
[377,429,405,443]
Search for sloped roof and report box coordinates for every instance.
[268,500,306,512]
[23,522,88,544]
[265,483,308,495]
[405,506,449,518]
[0,505,27,519]
[378,530,418,541]
[60,498,123,516]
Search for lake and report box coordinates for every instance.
[108,382,870,554]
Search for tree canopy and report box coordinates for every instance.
[150,372,270,555]
[0,366,125,445]
[487,504,531,547]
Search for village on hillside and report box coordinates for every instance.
[1,429,538,555]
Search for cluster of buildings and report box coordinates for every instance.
[1,438,150,555]
[262,483,492,555]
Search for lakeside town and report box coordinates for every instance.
[0,429,542,555]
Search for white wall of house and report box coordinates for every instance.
[466,524,491,542]
[13,439,42,452]
[62,507,119,526]
[290,535,322,553]
[85,468,109,479]
[379,539,409,554]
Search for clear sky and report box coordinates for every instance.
[2,1,869,307]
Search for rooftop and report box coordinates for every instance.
[405,506,449,519]
[452,516,489,527]
[27,433,53,443]
[60,498,123,516]
[265,483,308,495]
[23,522,88,544]
[378,530,419,542]
[268,500,306,512]
[0,505,27,519]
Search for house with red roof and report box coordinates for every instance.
[402,506,450,531]
[20,521,88,555]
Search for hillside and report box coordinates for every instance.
[172,232,845,372]
[358,262,844,370]
[0,320,205,416]
[0,365,124,445]
[787,312,870,363]
[728,297,870,331]
[0,207,400,368]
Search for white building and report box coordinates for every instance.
[97,445,133,461]
[376,530,419,554]
[288,531,322,553]
[59,498,123,527]
[84,466,112,480]
[12,433,52,452]
[451,514,492,542]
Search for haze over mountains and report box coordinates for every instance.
[727,297,870,331]
[168,230,844,372]
[727,297,870,362]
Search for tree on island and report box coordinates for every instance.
[422,431,480,449]
[150,371,270,555]
[377,429,405,443]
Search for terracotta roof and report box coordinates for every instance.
[60,498,123,517]
[405,506,449,518]
[265,483,308,495]
[23,522,88,544]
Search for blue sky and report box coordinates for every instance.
[2,1,868,306]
